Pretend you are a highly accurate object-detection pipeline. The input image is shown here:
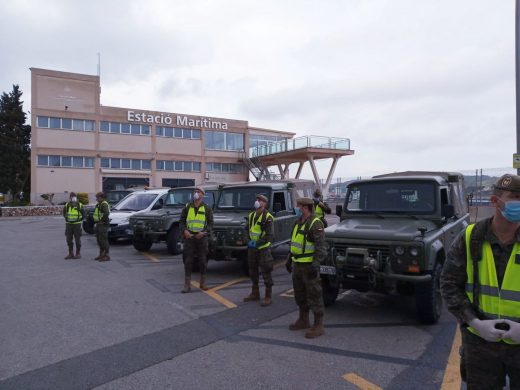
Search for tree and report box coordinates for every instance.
[0,85,31,201]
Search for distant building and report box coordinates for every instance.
[30,68,293,204]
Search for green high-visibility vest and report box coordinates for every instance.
[187,203,206,232]
[465,224,520,344]
[315,203,325,220]
[248,210,273,250]
[290,217,321,263]
[93,201,109,222]
[65,202,83,224]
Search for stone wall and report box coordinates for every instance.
[0,206,63,217]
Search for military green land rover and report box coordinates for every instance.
[129,184,219,254]
[211,179,315,273]
[320,171,469,323]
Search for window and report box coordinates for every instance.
[37,155,48,165]
[141,125,150,135]
[72,119,84,131]
[73,157,83,168]
[122,159,131,169]
[156,160,165,170]
[165,161,174,171]
[183,161,192,172]
[100,121,110,132]
[175,161,183,171]
[110,122,121,133]
[205,131,243,151]
[156,127,164,136]
[101,158,110,168]
[131,124,140,135]
[37,116,49,128]
[37,155,94,168]
[110,159,121,169]
[50,155,61,166]
[141,160,151,170]
[205,162,243,173]
[192,129,201,139]
[122,123,131,134]
[50,117,61,129]
[193,162,201,172]
[61,156,72,167]
[131,159,141,170]
[61,118,72,129]
[165,127,174,137]
[175,128,183,138]
[182,129,192,139]
[85,121,95,131]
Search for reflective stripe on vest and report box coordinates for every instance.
[93,201,109,222]
[465,223,520,344]
[290,217,320,263]
[187,203,206,232]
[65,203,83,224]
[248,210,273,250]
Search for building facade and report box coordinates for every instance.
[30,68,293,204]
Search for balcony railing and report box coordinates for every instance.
[249,135,350,158]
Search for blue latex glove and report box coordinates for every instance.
[248,240,257,249]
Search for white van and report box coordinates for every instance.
[107,188,170,242]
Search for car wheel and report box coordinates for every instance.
[166,226,181,255]
[133,237,153,252]
[415,262,443,324]
[82,219,95,234]
[322,275,339,306]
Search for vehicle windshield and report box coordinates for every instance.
[113,193,158,211]
[106,191,131,205]
[165,189,216,208]
[217,187,271,211]
[345,181,436,214]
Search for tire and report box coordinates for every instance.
[166,226,181,255]
[415,262,443,324]
[82,219,95,234]
[322,275,339,306]
[133,236,153,252]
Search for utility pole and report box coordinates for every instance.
[513,0,520,175]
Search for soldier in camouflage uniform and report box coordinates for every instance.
[243,194,275,306]
[440,174,520,389]
[63,192,85,259]
[93,192,111,261]
[313,188,331,228]
[285,197,327,338]
[179,187,214,293]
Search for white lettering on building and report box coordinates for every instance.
[127,111,228,129]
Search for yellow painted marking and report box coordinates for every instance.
[280,288,294,297]
[210,277,249,292]
[191,281,237,309]
[343,373,382,390]
[142,252,159,263]
[441,327,462,390]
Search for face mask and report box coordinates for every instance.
[500,200,520,222]
[71,197,78,202]
[254,200,261,209]
[294,207,302,217]
[193,192,200,201]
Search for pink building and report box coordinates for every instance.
[30,68,293,204]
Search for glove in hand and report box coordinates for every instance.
[247,240,256,249]
[502,319,520,343]
[468,319,507,342]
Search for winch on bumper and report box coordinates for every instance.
[320,245,432,285]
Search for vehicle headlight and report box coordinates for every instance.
[409,247,419,257]
[394,246,405,256]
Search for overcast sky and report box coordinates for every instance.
[0,0,517,180]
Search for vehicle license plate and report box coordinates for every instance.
[320,265,336,275]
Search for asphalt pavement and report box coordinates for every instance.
[0,215,460,390]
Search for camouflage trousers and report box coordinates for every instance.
[292,261,324,315]
[95,223,110,252]
[460,327,520,389]
[183,236,208,278]
[65,223,82,249]
[248,248,274,287]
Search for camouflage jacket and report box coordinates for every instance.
[244,209,274,248]
[440,217,520,324]
[286,214,327,264]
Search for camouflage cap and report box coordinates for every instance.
[494,174,520,192]
[95,192,105,199]
[296,197,314,206]
[194,186,206,195]
[256,194,268,203]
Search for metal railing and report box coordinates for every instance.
[249,135,350,157]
